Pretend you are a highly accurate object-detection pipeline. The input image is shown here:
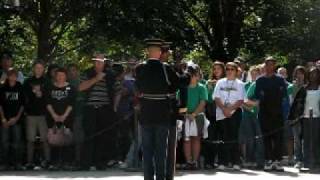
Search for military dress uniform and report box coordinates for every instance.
[135,39,189,180]
[160,42,189,180]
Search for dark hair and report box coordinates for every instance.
[33,60,45,67]
[1,52,13,61]
[306,66,320,87]
[187,64,200,77]
[211,61,225,80]
[67,63,78,70]
[113,64,125,77]
[47,64,59,77]
[55,67,68,76]
[292,65,306,83]
[7,68,18,77]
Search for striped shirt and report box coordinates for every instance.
[81,75,111,106]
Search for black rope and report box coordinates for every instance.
[203,122,291,144]
[78,116,131,144]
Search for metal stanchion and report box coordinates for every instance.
[309,108,314,169]
[166,123,178,180]
[301,107,313,173]
[132,107,140,170]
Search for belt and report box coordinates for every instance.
[140,93,176,100]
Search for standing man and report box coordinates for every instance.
[160,42,188,180]
[135,39,188,180]
[254,56,287,171]
[0,53,24,85]
[79,53,117,170]
[24,61,50,169]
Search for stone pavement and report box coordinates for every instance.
[0,167,319,180]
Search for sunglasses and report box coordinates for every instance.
[226,68,236,71]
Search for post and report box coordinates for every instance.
[309,108,313,168]
[133,107,140,169]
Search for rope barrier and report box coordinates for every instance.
[203,123,289,145]
[76,111,294,147]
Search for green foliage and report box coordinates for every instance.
[1,0,320,73]
[0,15,36,75]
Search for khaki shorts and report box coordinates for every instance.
[26,116,48,142]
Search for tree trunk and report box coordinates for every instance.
[208,0,244,62]
[37,0,53,63]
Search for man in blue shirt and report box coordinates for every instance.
[255,57,287,171]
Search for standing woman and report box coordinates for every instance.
[289,67,320,172]
[0,69,25,170]
[240,66,262,168]
[46,68,76,169]
[203,61,225,168]
[213,62,245,171]
[290,66,306,169]
[183,63,208,170]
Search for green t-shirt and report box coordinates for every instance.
[287,82,294,96]
[244,82,258,118]
[245,81,252,91]
[187,83,208,113]
[287,82,294,103]
[69,78,86,115]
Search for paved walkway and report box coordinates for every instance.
[0,167,319,180]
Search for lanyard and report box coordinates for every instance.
[224,80,235,105]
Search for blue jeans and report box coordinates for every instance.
[292,122,303,162]
[126,123,142,168]
[142,125,169,180]
[1,124,23,165]
[240,115,265,165]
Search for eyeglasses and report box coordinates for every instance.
[226,68,236,71]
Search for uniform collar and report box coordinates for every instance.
[148,58,160,61]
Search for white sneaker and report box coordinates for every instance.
[300,167,310,172]
[107,160,118,167]
[273,161,284,171]
[294,162,302,169]
[33,166,42,171]
[217,165,225,171]
[233,165,241,171]
[264,161,273,171]
[119,162,128,169]
[242,162,251,168]
[89,166,97,171]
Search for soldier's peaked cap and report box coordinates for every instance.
[144,38,164,48]
[161,41,173,51]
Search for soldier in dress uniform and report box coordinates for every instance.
[160,41,188,180]
[135,39,189,180]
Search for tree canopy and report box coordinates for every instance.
[1,0,319,74]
